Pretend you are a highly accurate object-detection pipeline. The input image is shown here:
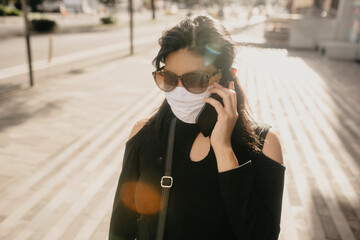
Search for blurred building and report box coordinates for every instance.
[290,0,339,15]
[284,0,360,60]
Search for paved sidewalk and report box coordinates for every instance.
[237,47,360,240]
[1,25,360,240]
[0,47,163,239]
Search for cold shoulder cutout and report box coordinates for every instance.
[253,123,286,169]
[262,129,284,166]
[127,118,150,143]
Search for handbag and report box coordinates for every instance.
[156,117,177,240]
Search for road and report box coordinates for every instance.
[0,14,187,69]
[0,8,260,87]
[0,11,189,91]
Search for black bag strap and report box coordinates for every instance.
[156,117,177,240]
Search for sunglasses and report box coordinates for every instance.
[152,67,224,94]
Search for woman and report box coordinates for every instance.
[109,15,286,240]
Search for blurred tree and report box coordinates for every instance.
[254,0,265,7]
[151,0,154,19]
[29,0,43,11]
[10,0,44,11]
[14,0,22,10]
[142,0,149,8]
[184,0,204,7]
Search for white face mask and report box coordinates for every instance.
[165,86,213,124]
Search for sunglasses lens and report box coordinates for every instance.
[182,73,209,94]
[155,71,177,92]
[153,69,218,94]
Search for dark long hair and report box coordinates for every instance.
[143,15,261,153]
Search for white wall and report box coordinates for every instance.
[289,18,337,48]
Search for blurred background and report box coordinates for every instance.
[0,0,359,239]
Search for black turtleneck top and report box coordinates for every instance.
[109,116,286,240]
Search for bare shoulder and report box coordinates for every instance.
[128,117,150,140]
[262,129,284,165]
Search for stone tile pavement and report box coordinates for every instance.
[0,26,360,239]
[0,47,165,239]
[237,47,360,240]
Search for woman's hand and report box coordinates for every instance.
[204,81,239,151]
[204,81,240,172]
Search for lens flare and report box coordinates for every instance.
[205,44,221,55]
[120,181,161,215]
[204,43,221,66]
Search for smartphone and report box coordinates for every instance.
[195,70,234,137]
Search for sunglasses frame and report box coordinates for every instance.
[152,67,224,94]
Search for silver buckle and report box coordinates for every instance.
[160,176,173,188]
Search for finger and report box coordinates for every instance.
[213,82,233,106]
[211,82,235,113]
[230,81,235,91]
[204,97,227,116]
[209,87,233,113]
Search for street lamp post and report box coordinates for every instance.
[151,0,155,20]
[129,0,134,55]
[21,0,34,87]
